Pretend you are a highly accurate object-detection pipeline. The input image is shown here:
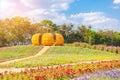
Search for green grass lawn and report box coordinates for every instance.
[0,45,42,62]
[0,46,120,68]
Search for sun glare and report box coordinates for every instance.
[0,0,9,10]
[0,0,16,12]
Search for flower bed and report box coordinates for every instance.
[0,60,120,80]
[73,69,120,80]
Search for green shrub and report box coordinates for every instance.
[112,47,117,53]
[71,42,119,54]
[73,42,80,47]
[117,47,120,54]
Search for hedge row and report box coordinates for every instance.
[72,42,120,54]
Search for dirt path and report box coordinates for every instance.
[0,46,51,73]
[0,59,119,73]
[0,46,50,65]
[0,46,119,73]
[0,60,94,73]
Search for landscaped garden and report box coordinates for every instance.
[1,59,120,80]
[0,45,120,80]
[1,0,120,79]
[0,34,120,80]
[0,46,120,68]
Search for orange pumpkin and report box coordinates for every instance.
[31,33,41,46]
[55,33,64,46]
[41,33,54,46]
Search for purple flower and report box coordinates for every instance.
[73,69,120,80]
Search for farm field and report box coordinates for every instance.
[0,45,42,62]
[0,46,120,68]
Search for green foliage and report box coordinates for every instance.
[41,19,58,32]
[59,23,73,43]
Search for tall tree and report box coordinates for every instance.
[77,24,87,42]
[84,26,96,44]
[59,23,73,43]
[41,20,58,32]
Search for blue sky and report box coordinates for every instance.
[66,0,120,18]
[0,0,120,31]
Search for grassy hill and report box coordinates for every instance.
[0,46,120,68]
[0,45,42,62]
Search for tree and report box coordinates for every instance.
[0,20,9,46]
[41,20,58,32]
[84,26,96,44]
[59,23,73,43]
[77,24,87,42]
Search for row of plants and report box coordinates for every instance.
[73,42,120,54]
[73,69,120,80]
[0,60,120,80]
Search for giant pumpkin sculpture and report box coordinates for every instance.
[55,33,64,46]
[41,33,54,46]
[31,33,64,46]
[31,33,41,46]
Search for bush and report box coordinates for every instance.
[117,47,120,54]
[71,42,119,54]
[73,42,80,47]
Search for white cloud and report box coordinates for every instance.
[27,10,71,24]
[20,0,52,8]
[51,2,69,11]
[113,6,120,9]
[70,12,111,25]
[19,0,74,24]
[0,0,19,18]
[0,0,120,31]
[70,12,120,31]
[0,0,15,10]
[20,0,73,11]
[113,0,120,9]
[0,0,73,19]
[114,0,120,4]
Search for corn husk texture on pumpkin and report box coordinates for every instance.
[31,33,64,46]
[31,33,41,46]
[41,33,54,46]
[55,33,64,45]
